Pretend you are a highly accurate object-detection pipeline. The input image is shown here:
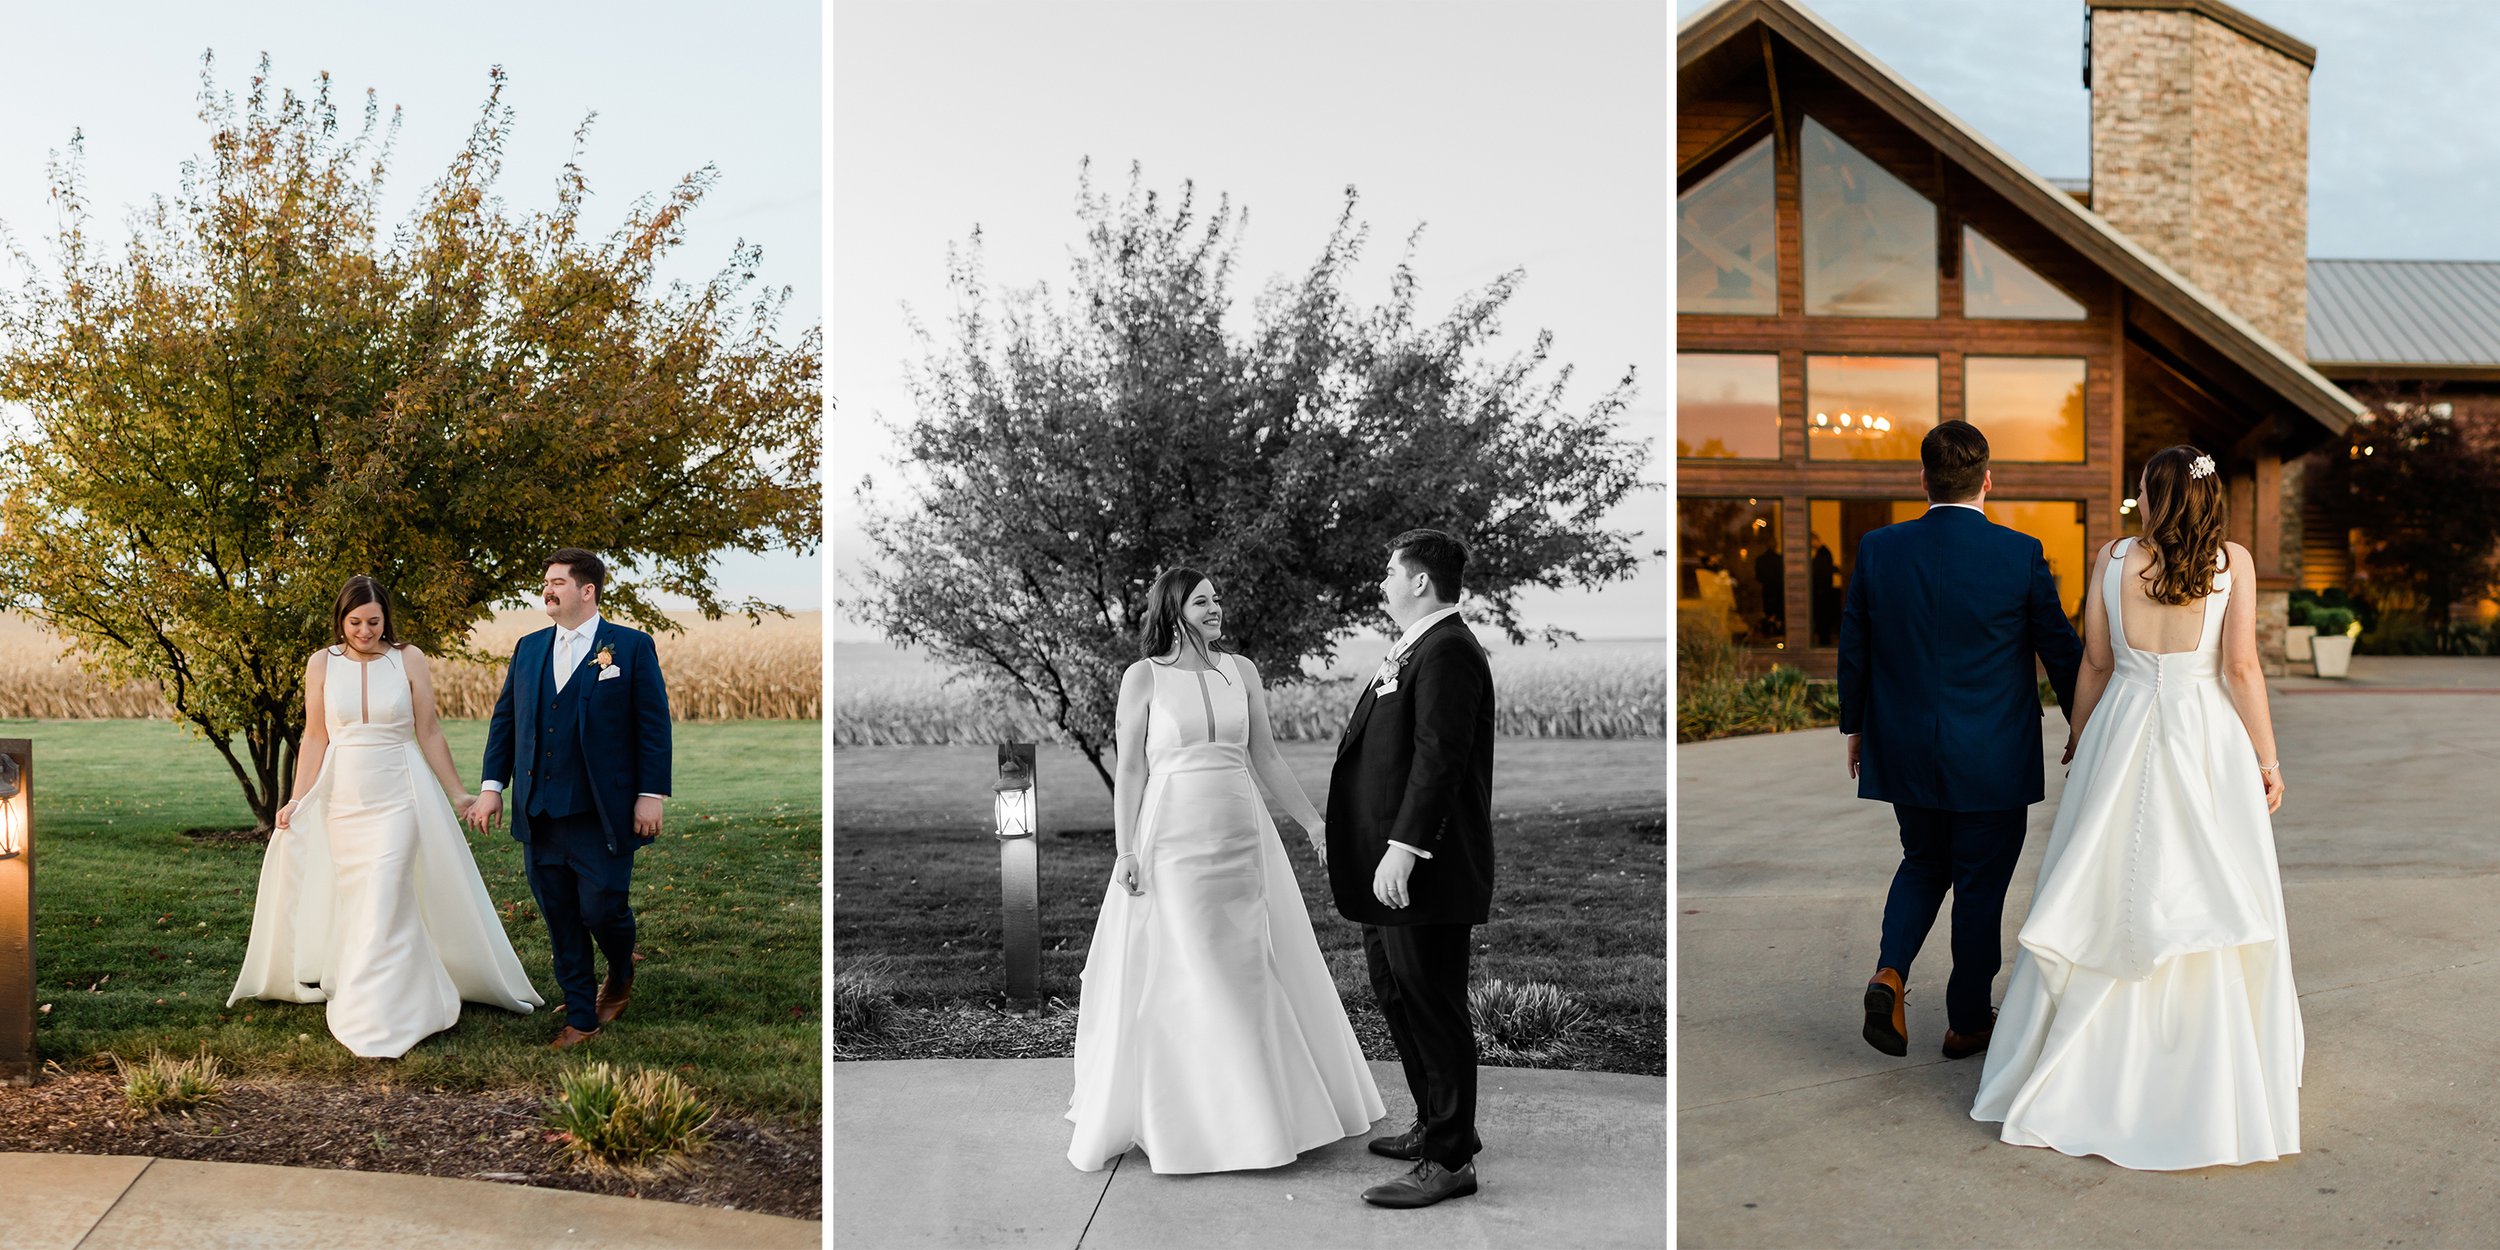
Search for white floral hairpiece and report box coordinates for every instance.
[2188,453,2216,480]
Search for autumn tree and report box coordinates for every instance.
[847,162,1652,791]
[0,55,821,833]
[2334,384,2500,629]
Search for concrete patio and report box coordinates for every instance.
[1677,656,2500,1248]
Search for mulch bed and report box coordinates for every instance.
[0,1069,820,1222]
[834,998,1665,1078]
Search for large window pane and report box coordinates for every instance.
[1807,355,1937,461]
[1966,356,2087,462]
[1678,135,1778,315]
[1801,117,1937,318]
[1962,227,2086,320]
[1678,353,1780,459]
[1985,500,2089,619]
[1807,498,1925,647]
[1679,497,1785,647]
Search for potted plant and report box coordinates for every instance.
[2284,598,2317,662]
[2308,606,2358,678]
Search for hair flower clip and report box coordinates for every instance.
[2188,454,2216,479]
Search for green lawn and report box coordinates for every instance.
[3,718,821,1119]
[832,740,1665,1075]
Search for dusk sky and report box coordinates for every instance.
[834,1,1668,644]
[0,0,822,612]
[1677,0,2500,263]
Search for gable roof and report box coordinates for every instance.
[1680,0,2365,436]
[2308,259,2500,370]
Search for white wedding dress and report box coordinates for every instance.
[230,647,542,1058]
[1066,653,1385,1173]
[1971,540,2302,1168]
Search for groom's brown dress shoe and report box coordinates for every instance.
[1942,1011,1997,1060]
[1367,1122,1483,1161]
[1361,1159,1478,1209]
[549,1025,600,1051]
[596,974,633,1026]
[1863,968,1908,1057]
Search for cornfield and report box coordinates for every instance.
[832,639,1664,745]
[0,611,822,721]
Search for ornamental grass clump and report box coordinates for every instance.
[115,1047,227,1116]
[1470,979,1594,1065]
[831,957,897,1042]
[544,1062,717,1174]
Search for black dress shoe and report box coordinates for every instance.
[1361,1159,1478,1209]
[1367,1122,1483,1160]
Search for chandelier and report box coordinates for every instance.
[1811,410,1893,436]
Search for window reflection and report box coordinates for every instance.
[1679,135,1778,316]
[1983,500,2089,620]
[1808,498,2090,644]
[1807,355,1937,461]
[1808,499,1924,647]
[1963,228,2085,320]
[1801,117,1937,318]
[1679,497,1785,647]
[1678,353,1781,459]
[1967,357,2087,462]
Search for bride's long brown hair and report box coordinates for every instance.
[2135,445,2228,605]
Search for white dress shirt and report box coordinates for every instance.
[1926,500,1986,515]
[1379,604,1467,861]
[482,613,665,800]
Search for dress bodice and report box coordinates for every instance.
[323,647,417,748]
[2105,538,2230,688]
[1143,653,1251,774]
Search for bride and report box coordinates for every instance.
[1066,567,1385,1173]
[230,575,542,1058]
[1971,445,2301,1169]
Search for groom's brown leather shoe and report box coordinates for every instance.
[596,974,633,1026]
[550,1025,600,1051]
[1863,968,1908,1057]
[1367,1121,1483,1160]
[1942,1012,1996,1060]
[1362,1159,1478,1208]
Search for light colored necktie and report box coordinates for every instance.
[555,631,575,691]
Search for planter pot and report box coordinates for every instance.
[2311,634,2355,679]
[2285,625,2316,662]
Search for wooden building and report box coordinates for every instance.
[1677,0,2366,674]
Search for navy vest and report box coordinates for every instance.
[530,647,593,819]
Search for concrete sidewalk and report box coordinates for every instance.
[8,1152,820,1250]
[832,1059,1666,1249]
[1678,656,2500,1248]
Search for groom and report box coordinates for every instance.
[1327,528,1496,1210]
[1838,422,2081,1062]
[468,549,673,1051]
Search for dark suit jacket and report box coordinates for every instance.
[1836,506,2083,812]
[1325,613,1497,927]
[482,619,672,856]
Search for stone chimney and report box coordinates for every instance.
[2088,0,2314,353]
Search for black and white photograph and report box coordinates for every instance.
[831,2,1668,1245]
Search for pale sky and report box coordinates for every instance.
[0,0,823,612]
[1676,0,2500,262]
[832,0,1669,643]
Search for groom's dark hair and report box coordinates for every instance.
[1390,529,1467,602]
[1922,421,1990,502]
[546,548,608,604]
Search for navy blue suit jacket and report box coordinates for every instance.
[1324,614,1497,928]
[482,619,672,856]
[1836,506,2083,812]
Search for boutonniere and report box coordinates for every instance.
[594,644,616,670]
[1373,651,1408,696]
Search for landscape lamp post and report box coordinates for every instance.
[994,743,1041,1004]
[0,739,32,1085]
